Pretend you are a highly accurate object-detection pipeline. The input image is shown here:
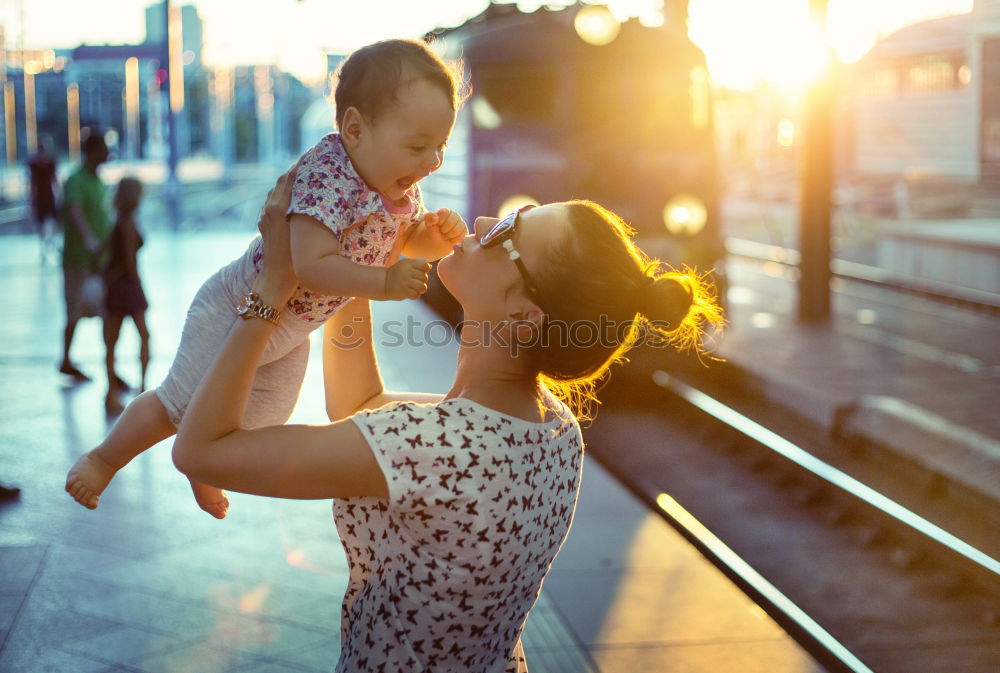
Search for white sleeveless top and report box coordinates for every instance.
[333,396,584,672]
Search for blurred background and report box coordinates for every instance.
[1,1,998,672]
[1,0,997,316]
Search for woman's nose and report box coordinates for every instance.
[472,217,495,239]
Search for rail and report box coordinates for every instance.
[616,370,1000,673]
[653,371,1000,578]
[725,236,1000,311]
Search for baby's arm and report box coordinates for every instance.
[290,213,430,300]
[401,208,467,262]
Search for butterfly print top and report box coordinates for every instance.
[250,132,425,324]
[333,396,584,672]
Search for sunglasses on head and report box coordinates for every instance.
[480,205,542,300]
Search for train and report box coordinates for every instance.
[419,1,724,325]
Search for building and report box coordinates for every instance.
[2,1,317,172]
[844,0,1000,214]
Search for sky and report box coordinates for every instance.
[0,0,976,88]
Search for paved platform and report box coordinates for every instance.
[0,230,826,672]
[713,255,1000,505]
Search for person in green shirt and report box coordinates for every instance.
[59,134,111,382]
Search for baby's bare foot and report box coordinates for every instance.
[189,479,229,519]
[65,451,119,509]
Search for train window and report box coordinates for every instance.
[475,64,558,126]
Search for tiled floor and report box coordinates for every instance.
[1,229,824,672]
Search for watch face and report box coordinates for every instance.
[236,295,252,315]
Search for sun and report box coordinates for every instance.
[688,0,975,91]
[688,0,829,91]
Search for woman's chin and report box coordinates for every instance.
[436,258,464,298]
[436,256,454,284]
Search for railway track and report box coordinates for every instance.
[585,367,1000,673]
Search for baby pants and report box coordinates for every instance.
[155,239,319,428]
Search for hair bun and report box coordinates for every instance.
[634,274,693,328]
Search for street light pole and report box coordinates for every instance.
[0,26,7,203]
[67,82,80,163]
[124,57,140,161]
[797,0,834,322]
[163,0,183,228]
[3,80,15,167]
[23,66,35,154]
[214,63,234,185]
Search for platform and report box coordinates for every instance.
[0,230,826,672]
[714,254,1000,505]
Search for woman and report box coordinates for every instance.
[171,164,722,672]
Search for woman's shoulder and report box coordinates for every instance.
[358,396,579,439]
[359,399,451,425]
[439,396,577,433]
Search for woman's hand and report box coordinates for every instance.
[254,159,304,307]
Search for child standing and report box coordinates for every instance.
[102,177,151,416]
[66,38,467,517]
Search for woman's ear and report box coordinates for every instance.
[509,308,544,325]
[340,107,365,148]
[506,306,545,348]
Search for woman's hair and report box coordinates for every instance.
[527,200,724,421]
[113,177,143,215]
[332,38,468,129]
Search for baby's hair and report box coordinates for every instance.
[331,38,468,129]
[113,177,143,216]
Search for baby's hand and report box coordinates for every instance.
[383,257,431,300]
[424,208,467,246]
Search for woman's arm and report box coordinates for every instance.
[322,299,444,422]
[172,164,388,500]
[322,298,381,421]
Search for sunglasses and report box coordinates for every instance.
[480,205,542,300]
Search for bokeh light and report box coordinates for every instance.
[574,5,621,46]
[663,194,708,236]
[497,194,541,219]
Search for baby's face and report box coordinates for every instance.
[352,78,455,202]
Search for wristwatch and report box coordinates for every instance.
[236,292,281,325]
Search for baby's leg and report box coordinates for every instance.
[181,336,311,518]
[243,337,311,428]
[182,337,311,519]
[65,390,175,509]
[155,270,246,519]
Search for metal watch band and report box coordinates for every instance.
[237,293,281,326]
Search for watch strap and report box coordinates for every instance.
[237,293,282,326]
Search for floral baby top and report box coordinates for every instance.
[250,132,425,324]
[334,396,585,673]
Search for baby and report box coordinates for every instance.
[66,38,467,517]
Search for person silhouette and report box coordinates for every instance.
[28,138,60,264]
[58,133,111,382]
